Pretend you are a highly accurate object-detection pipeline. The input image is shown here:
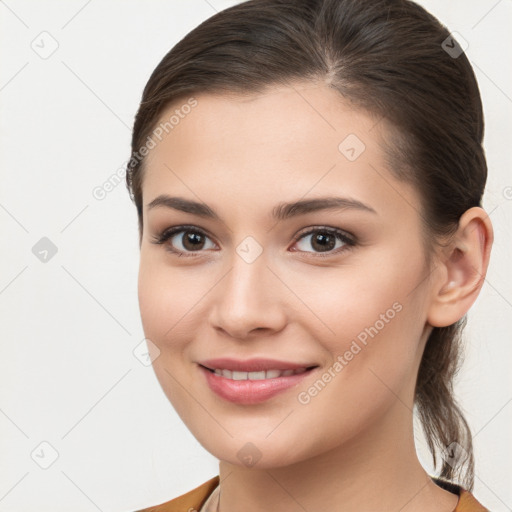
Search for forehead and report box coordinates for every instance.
[163,83,380,153]
[142,82,420,222]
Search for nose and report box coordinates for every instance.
[208,251,287,340]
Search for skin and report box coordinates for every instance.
[137,81,493,512]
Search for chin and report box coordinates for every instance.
[192,432,316,470]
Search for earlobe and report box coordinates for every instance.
[427,207,493,328]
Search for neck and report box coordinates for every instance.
[216,398,459,512]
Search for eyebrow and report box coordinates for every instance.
[146,194,377,221]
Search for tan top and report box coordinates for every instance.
[135,475,489,512]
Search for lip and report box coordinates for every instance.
[198,358,318,404]
[199,357,317,372]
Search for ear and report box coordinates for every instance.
[427,206,494,328]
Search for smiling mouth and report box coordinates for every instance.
[198,362,319,404]
[200,365,318,380]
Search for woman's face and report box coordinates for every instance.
[138,82,435,468]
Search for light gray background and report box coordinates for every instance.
[1,1,511,511]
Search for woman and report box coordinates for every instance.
[126,0,493,510]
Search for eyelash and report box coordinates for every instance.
[150,225,357,259]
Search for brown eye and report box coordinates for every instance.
[292,227,355,256]
[151,226,217,256]
[167,229,216,253]
[179,231,207,251]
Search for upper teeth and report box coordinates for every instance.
[212,368,307,380]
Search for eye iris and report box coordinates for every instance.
[312,232,335,252]
[183,231,205,251]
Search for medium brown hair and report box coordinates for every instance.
[126,0,487,490]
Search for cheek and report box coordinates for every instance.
[302,248,427,395]
[289,298,422,459]
[137,254,203,348]
[137,259,167,343]
[137,256,200,417]
[303,257,421,347]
